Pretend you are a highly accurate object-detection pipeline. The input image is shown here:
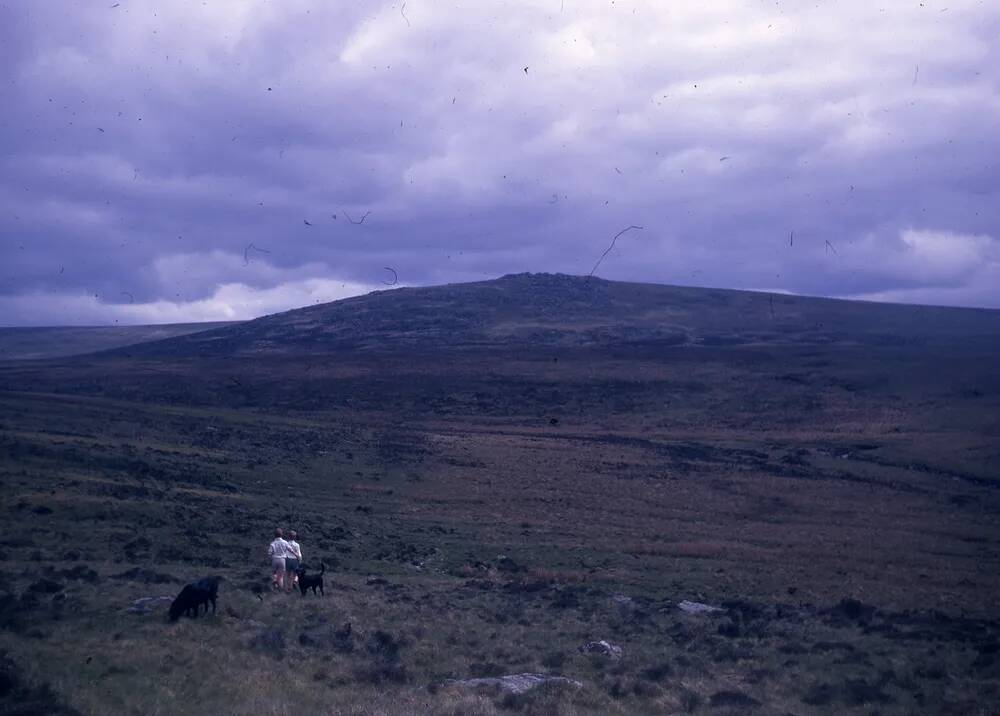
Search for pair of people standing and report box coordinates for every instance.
[267,527,303,592]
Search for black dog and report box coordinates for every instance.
[168,576,222,621]
[296,563,325,596]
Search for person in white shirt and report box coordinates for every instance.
[267,528,291,591]
[286,530,302,587]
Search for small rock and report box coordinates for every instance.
[678,599,723,615]
[442,673,582,695]
[579,640,623,659]
[126,595,172,615]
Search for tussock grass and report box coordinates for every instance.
[2,337,999,714]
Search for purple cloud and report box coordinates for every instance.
[1,0,999,325]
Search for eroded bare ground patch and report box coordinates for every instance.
[0,344,998,714]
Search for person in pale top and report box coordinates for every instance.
[286,530,302,589]
[267,528,291,591]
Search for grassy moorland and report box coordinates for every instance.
[0,322,238,362]
[1,274,998,715]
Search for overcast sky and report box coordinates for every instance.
[1,0,999,326]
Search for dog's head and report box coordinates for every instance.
[168,599,185,622]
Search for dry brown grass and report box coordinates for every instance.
[1,335,998,714]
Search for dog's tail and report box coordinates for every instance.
[320,562,326,576]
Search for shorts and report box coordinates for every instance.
[271,557,286,573]
[285,558,300,573]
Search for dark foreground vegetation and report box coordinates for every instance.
[1,275,998,714]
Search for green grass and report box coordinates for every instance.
[1,331,999,713]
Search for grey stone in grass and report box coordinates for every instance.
[678,599,723,615]
[443,672,583,695]
[126,595,172,614]
[579,640,623,659]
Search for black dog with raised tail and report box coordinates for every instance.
[296,564,325,596]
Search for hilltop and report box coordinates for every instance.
[109,273,1000,357]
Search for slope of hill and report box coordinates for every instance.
[0,321,239,361]
[1,274,999,715]
[115,273,1000,357]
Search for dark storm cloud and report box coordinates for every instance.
[1,0,999,325]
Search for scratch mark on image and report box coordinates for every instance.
[382,267,398,285]
[589,225,643,277]
[121,291,134,303]
[244,243,271,265]
[825,240,837,254]
[343,210,371,225]
[400,2,410,26]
